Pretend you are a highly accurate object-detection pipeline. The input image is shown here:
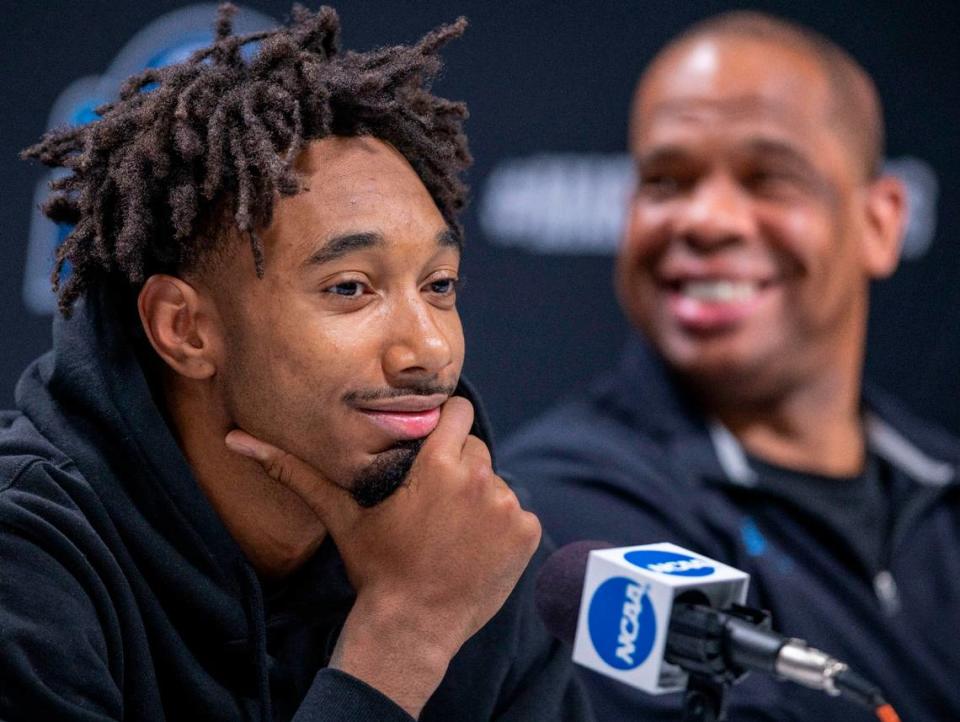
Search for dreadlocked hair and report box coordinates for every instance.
[22,3,471,314]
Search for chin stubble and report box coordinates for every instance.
[348,438,425,508]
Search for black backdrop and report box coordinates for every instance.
[2,0,959,441]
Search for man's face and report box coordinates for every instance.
[208,137,464,504]
[618,36,879,398]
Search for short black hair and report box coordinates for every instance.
[22,3,471,314]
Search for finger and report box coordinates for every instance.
[490,473,523,508]
[225,429,356,531]
[424,396,475,456]
[462,434,493,469]
[520,510,543,555]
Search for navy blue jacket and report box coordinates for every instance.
[502,335,960,721]
[0,289,590,722]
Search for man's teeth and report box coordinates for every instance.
[680,280,758,302]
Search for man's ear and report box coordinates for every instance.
[137,274,220,380]
[861,174,907,280]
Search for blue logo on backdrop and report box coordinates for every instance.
[624,550,716,577]
[587,577,657,670]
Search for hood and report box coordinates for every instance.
[17,287,249,585]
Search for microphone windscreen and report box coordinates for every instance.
[534,540,614,645]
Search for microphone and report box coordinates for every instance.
[535,541,900,722]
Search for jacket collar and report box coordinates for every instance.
[602,333,958,489]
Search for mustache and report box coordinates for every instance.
[342,380,458,404]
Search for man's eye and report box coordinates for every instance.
[639,174,683,197]
[744,166,802,190]
[747,171,778,186]
[326,281,365,297]
[429,278,458,295]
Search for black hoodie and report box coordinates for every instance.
[0,289,590,722]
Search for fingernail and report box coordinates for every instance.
[225,437,255,457]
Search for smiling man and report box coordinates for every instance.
[503,11,960,721]
[0,6,590,721]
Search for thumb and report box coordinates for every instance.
[225,429,356,533]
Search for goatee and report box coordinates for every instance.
[349,438,425,508]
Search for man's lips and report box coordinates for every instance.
[354,394,448,441]
[662,278,778,331]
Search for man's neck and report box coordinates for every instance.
[162,374,327,578]
[698,365,866,478]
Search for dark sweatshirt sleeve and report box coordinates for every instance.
[0,514,123,721]
[488,617,594,722]
[292,669,416,722]
[292,548,594,722]
[489,545,593,722]
[420,540,594,722]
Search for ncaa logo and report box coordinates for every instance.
[587,577,656,670]
[624,549,716,577]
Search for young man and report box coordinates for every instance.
[0,6,589,721]
[503,11,960,721]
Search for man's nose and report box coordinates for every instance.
[674,173,756,250]
[382,296,454,381]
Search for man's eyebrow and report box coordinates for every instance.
[635,146,694,173]
[304,231,384,267]
[436,227,461,251]
[636,140,817,173]
[742,138,816,170]
[303,227,460,268]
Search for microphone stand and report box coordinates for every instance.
[667,602,773,722]
[681,674,728,722]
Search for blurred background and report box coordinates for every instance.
[2,0,958,441]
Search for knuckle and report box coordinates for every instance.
[266,452,294,485]
[265,456,285,480]
[466,437,491,460]
[470,455,494,483]
[423,448,457,478]
[524,512,543,545]
[468,436,493,463]
[496,487,521,513]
